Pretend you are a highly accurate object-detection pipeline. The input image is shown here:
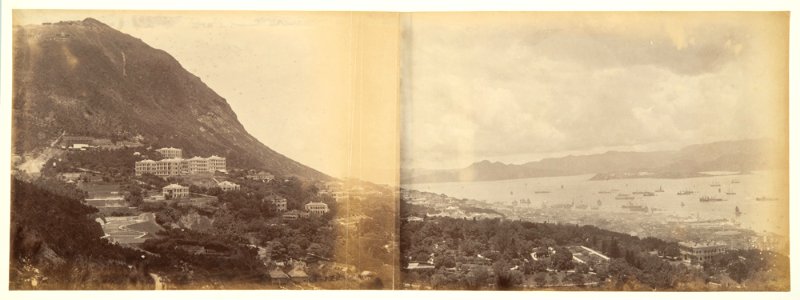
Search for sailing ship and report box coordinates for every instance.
[655,186,664,193]
[710,181,721,187]
[735,206,742,217]
[725,186,736,195]
[677,190,694,196]
[699,195,725,202]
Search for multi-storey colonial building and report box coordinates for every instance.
[304,202,330,216]
[156,147,183,159]
[162,183,190,199]
[135,155,226,177]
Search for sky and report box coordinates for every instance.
[13,10,401,184]
[402,12,789,170]
[11,11,790,177]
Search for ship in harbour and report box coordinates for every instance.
[615,193,635,200]
[699,195,725,202]
[755,196,779,201]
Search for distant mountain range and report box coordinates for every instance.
[403,139,786,183]
[12,19,327,180]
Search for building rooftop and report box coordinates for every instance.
[679,241,728,248]
[163,183,187,189]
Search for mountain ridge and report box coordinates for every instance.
[403,139,785,183]
[13,18,328,180]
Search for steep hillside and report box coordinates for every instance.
[403,139,785,183]
[12,18,327,180]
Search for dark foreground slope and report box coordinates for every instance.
[12,18,326,180]
[10,178,153,289]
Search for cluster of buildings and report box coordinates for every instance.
[159,180,240,199]
[59,135,143,151]
[245,170,276,182]
[135,147,226,177]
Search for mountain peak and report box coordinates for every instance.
[13,18,328,181]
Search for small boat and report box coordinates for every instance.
[655,186,664,193]
[699,195,725,202]
[756,197,778,201]
[598,190,612,194]
[615,194,635,200]
[735,206,742,217]
[643,192,655,197]
[632,191,646,195]
[680,201,685,207]
[677,190,694,196]
[534,191,550,194]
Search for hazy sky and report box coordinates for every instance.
[13,11,790,176]
[402,12,788,170]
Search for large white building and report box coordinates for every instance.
[678,241,728,263]
[135,155,226,177]
[163,183,189,199]
[156,147,183,159]
[304,202,330,216]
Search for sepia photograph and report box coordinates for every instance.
[1,1,798,298]
[399,12,790,291]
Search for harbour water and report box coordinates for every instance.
[405,171,788,235]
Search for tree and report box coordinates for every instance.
[551,247,574,271]
[124,187,144,207]
[728,260,751,284]
[607,239,622,258]
[532,259,548,273]
[576,263,590,274]
[534,272,547,287]
[662,244,681,259]
[464,267,489,290]
[436,255,456,269]
[564,273,585,287]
